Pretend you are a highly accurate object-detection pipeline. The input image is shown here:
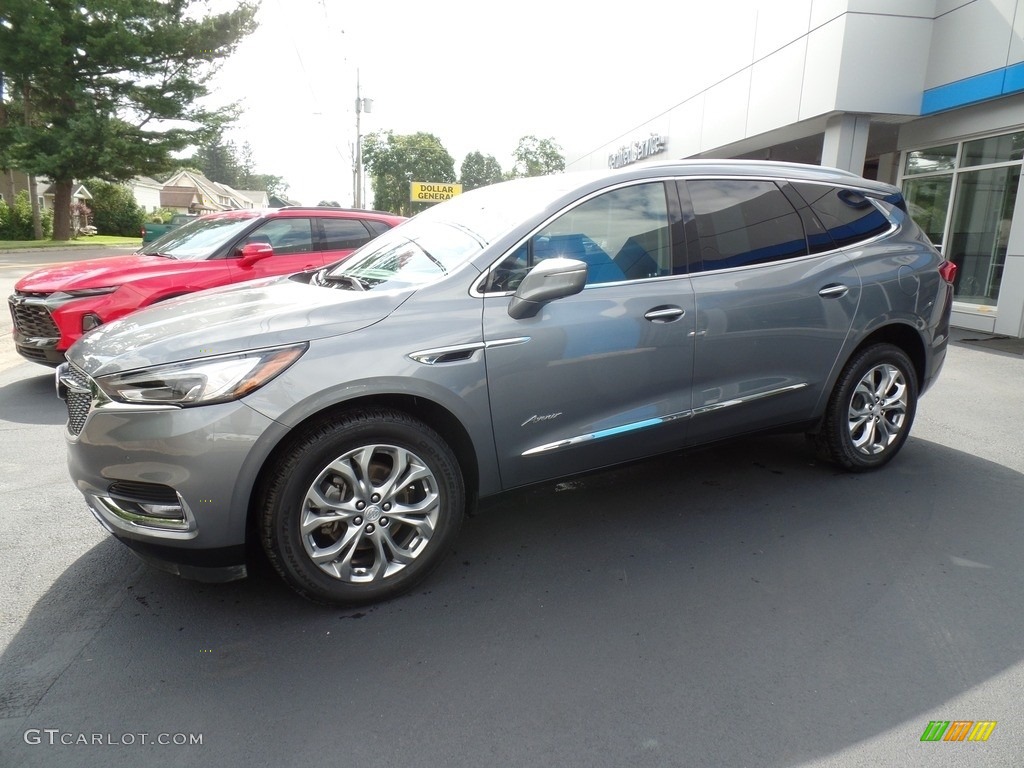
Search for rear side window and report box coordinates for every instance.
[686,179,808,270]
[321,218,373,250]
[365,219,393,237]
[790,182,891,248]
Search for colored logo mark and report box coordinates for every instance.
[920,720,997,742]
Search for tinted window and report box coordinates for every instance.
[792,182,890,248]
[365,219,393,237]
[244,218,314,255]
[321,218,372,250]
[688,179,807,270]
[485,182,671,292]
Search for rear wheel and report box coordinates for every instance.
[814,343,918,471]
[260,408,464,605]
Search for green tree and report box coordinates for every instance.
[247,173,288,197]
[510,135,565,178]
[192,137,288,196]
[0,0,259,241]
[317,200,341,207]
[460,151,504,191]
[363,131,456,216]
[193,135,242,188]
[86,179,146,237]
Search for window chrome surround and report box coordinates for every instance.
[472,175,900,296]
[471,176,683,298]
[521,383,809,456]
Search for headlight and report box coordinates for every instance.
[61,286,119,298]
[96,344,308,406]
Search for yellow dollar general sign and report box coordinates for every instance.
[920,720,997,742]
[410,182,462,203]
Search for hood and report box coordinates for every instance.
[15,254,191,292]
[68,275,414,377]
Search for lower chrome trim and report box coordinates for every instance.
[85,491,198,540]
[522,411,690,456]
[520,383,809,456]
[692,383,808,416]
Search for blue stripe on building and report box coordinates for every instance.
[922,62,1024,114]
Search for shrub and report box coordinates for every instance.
[86,179,146,236]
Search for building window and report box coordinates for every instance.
[900,130,1024,308]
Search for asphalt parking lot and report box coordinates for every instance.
[1,269,1022,765]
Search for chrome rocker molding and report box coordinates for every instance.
[521,383,809,456]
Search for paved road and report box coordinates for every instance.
[1,270,1022,766]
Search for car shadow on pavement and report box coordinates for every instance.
[2,434,1022,767]
[0,369,64,425]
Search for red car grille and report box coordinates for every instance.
[9,294,60,339]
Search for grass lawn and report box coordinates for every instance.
[0,235,141,250]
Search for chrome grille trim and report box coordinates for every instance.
[57,363,94,436]
[8,294,60,339]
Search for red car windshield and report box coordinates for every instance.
[139,216,256,260]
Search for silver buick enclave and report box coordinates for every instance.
[58,161,956,604]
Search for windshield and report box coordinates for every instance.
[317,220,482,291]
[139,215,256,260]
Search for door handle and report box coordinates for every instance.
[819,284,849,299]
[644,307,686,322]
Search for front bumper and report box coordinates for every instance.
[9,292,66,365]
[59,365,279,577]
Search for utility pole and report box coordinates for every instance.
[353,70,372,209]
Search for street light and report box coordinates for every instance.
[353,70,373,209]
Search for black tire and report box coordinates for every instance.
[260,408,464,605]
[814,343,919,471]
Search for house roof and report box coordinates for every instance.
[42,182,92,200]
[238,190,270,207]
[132,176,164,189]
[160,186,201,209]
[269,193,302,207]
[163,170,258,211]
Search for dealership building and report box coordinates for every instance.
[567,0,1024,338]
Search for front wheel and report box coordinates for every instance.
[260,409,464,605]
[814,344,919,471]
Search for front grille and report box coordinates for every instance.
[63,364,93,436]
[16,345,50,361]
[9,294,60,339]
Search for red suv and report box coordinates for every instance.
[8,206,405,365]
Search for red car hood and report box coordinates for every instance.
[16,254,195,292]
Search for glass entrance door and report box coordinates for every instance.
[946,165,1019,306]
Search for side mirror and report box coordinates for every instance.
[508,257,587,319]
[238,242,273,268]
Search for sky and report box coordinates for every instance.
[207,0,762,206]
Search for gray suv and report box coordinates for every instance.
[58,161,956,605]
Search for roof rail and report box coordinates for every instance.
[276,205,399,215]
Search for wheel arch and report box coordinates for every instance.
[245,393,482,541]
[847,321,927,390]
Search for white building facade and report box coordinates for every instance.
[568,0,1024,337]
